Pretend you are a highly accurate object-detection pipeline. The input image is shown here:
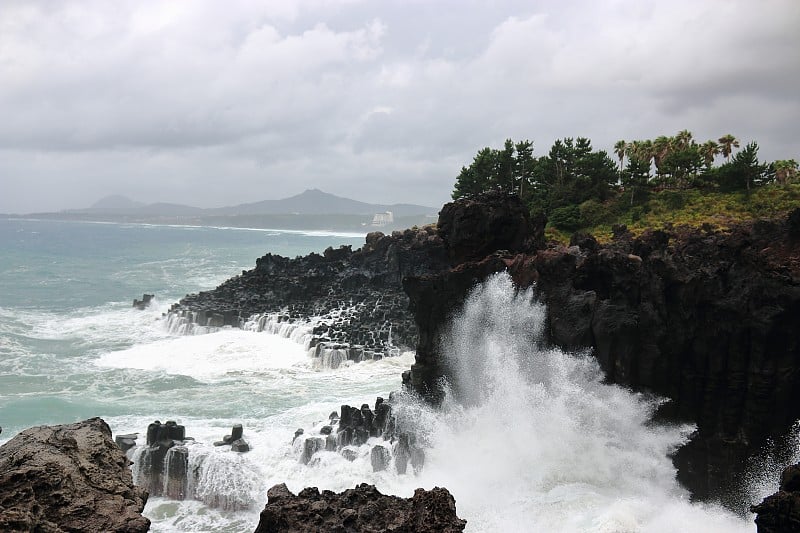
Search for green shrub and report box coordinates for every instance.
[549,205,582,230]
[579,199,611,227]
[661,190,686,210]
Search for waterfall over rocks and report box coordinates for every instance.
[128,421,260,511]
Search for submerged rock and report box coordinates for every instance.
[253,483,466,533]
[214,423,250,452]
[115,432,138,453]
[370,445,390,472]
[0,417,150,533]
[133,293,154,309]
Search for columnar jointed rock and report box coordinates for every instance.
[135,419,190,498]
[751,463,800,533]
[404,194,800,504]
[294,397,425,474]
[0,417,150,533]
[253,483,467,533]
[166,225,449,358]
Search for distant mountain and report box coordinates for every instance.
[64,189,435,219]
[213,188,436,217]
[69,198,202,216]
[125,202,204,216]
[90,195,145,210]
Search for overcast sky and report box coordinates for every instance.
[1,0,798,213]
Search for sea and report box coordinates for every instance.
[0,217,788,532]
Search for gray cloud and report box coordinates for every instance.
[1,0,798,213]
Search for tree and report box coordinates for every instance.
[453,147,497,199]
[515,140,535,198]
[452,139,536,200]
[715,141,766,192]
[718,134,740,161]
[652,135,672,185]
[622,142,652,205]
[614,140,627,181]
[700,140,720,170]
[773,159,799,185]
[492,139,516,192]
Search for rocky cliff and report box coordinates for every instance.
[403,192,800,503]
[0,417,150,532]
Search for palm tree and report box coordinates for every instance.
[718,134,740,161]
[774,159,799,185]
[674,129,693,151]
[652,135,672,185]
[700,140,720,170]
[614,140,627,182]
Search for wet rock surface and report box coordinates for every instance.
[752,463,800,532]
[404,195,800,503]
[167,226,449,359]
[133,293,154,309]
[0,417,150,533]
[293,396,425,475]
[128,420,254,509]
[253,483,466,533]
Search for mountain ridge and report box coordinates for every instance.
[70,189,435,217]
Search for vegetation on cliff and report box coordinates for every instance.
[452,131,800,241]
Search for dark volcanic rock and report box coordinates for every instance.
[752,463,800,533]
[167,224,449,358]
[253,483,466,533]
[437,190,541,264]
[404,195,800,503]
[133,293,154,309]
[0,417,150,533]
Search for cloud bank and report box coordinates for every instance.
[1,0,798,212]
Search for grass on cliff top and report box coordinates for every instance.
[545,183,800,244]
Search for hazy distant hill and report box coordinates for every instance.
[212,188,435,216]
[69,196,202,217]
[71,189,435,217]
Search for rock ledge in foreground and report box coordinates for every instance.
[254,483,466,533]
[751,463,800,533]
[0,417,150,533]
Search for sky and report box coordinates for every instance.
[0,0,798,213]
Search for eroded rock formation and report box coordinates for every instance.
[253,483,466,533]
[0,417,150,533]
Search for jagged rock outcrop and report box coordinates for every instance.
[751,463,800,532]
[404,194,800,503]
[0,417,150,533]
[437,190,542,264]
[167,226,449,359]
[253,483,466,533]
[293,396,425,475]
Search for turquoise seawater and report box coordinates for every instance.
[0,218,371,438]
[0,218,766,532]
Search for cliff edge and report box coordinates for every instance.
[403,192,800,502]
